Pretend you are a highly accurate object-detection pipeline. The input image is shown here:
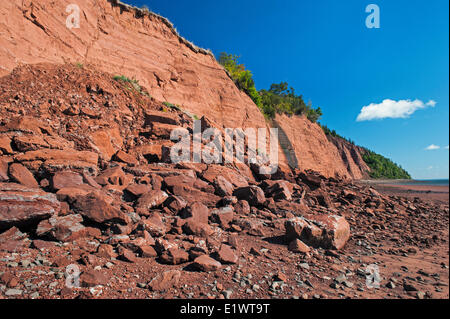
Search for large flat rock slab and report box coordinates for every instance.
[0,183,60,230]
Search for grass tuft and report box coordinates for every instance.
[113,75,150,97]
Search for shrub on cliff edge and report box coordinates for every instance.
[218,53,322,122]
[259,82,322,122]
[218,53,262,109]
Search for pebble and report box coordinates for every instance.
[30,292,40,299]
[343,281,354,288]
[386,282,396,289]
[403,283,418,292]
[105,262,114,269]
[330,282,340,289]
[222,290,233,299]
[49,281,58,288]
[5,288,23,296]
[252,284,260,291]
[335,274,347,284]
[299,263,310,270]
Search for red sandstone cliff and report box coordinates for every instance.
[327,136,371,179]
[0,0,263,129]
[0,0,370,179]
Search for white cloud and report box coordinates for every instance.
[426,100,437,107]
[425,144,440,150]
[356,99,436,121]
[445,145,449,150]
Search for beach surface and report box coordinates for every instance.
[358,181,449,204]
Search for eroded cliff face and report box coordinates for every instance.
[271,114,370,180]
[327,136,371,180]
[1,0,264,130]
[0,0,368,179]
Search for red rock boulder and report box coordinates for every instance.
[233,186,266,207]
[73,192,130,225]
[0,182,60,230]
[285,214,350,250]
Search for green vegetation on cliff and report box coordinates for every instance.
[320,124,411,179]
[319,123,356,145]
[218,53,262,109]
[113,75,148,96]
[361,150,411,180]
[218,53,322,122]
[259,82,322,122]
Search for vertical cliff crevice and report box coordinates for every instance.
[271,119,299,170]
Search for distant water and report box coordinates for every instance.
[399,179,449,186]
[362,179,449,186]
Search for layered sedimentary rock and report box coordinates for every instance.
[0,0,264,130]
[0,183,60,230]
[327,136,371,179]
[273,115,371,179]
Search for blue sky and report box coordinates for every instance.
[124,0,449,179]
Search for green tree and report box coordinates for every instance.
[259,82,322,122]
[218,53,322,123]
[218,53,262,108]
[362,149,411,179]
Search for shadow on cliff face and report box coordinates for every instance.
[327,136,371,179]
[271,119,299,170]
